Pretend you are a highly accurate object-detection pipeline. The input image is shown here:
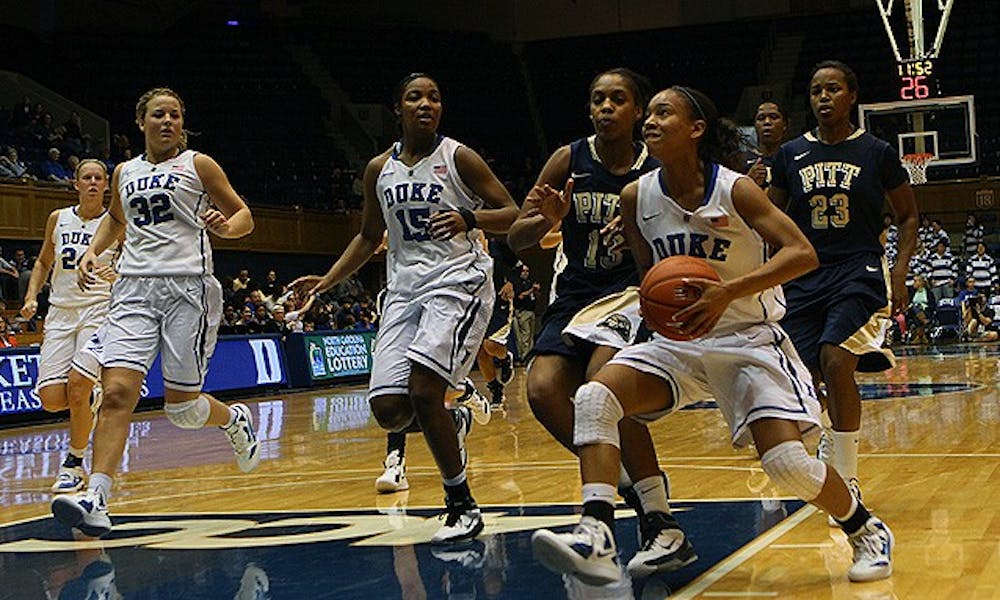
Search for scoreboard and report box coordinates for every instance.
[896,59,939,100]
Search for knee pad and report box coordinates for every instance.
[760,440,826,501]
[573,381,624,448]
[164,395,211,430]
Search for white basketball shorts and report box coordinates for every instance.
[100,275,222,392]
[368,280,494,400]
[562,286,645,350]
[609,322,821,447]
[36,302,109,391]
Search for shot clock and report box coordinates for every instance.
[897,59,939,100]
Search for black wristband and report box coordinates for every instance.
[457,207,477,230]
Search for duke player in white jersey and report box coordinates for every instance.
[51,88,260,538]
[294,74,517,544]
[532,86,895,586]
[21,160,120,494]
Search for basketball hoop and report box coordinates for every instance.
[902,153,934,184]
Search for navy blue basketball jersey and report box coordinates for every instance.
[771,129,907,265]
[741,151,775,188]
[552,135,658,303]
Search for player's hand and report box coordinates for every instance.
[524,179,574,227]
[20,300,37,320]
[201,209,231,237]
[673,278,733,339]
[601,215,627,252]
[77,250,100,291]
[747,158,767,187]
[94,265,118,284]
[429,210,466,240]
[290,275,325,297]
[891,279,909,315]
[499,281,514,302]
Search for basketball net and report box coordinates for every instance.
[902,153,934,185]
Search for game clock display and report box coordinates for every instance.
[897,59,938,100]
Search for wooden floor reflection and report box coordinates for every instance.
[0,343,997,598]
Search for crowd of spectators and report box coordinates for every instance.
[0,96,119,185]
[217,268,378,338]
[890,212,999,344]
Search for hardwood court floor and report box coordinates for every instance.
[0,344,997,599]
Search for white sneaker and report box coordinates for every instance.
[829,477,864,527]
[532,516,621,586]
[375,449,409,493]
[847,517,894,582]
[431,500,484,544]
[51,465,86,494]
[626,512,698,577]
[223,403,260,473]
[51,488,111,538]
[452,405,473,470]
[457,379,491,425]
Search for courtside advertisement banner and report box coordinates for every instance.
[0,335,287,420]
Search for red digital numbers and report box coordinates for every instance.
[900,75,931,100]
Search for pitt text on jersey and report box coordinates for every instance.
[797,161,861,193]
[573,191,620,225]
[384,180,446,242]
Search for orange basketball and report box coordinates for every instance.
[639,255,721,341]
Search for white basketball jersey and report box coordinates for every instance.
[49,207,117,308]
[117,150,213,276]
[635,164,785,334]
[378,136,492,298]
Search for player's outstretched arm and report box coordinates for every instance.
[21,211,58,319]
[292,153,388,297]
[508,145,571,252]
[195,154,254,239]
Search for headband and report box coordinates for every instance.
[674,86,707,121]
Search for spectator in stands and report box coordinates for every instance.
[237,306,255,334]
[233,268,252,293]
[967,242,997,294]
[254,304,280,334]
[907,275,935,344]
[280,294,314,334]
[881,213,899,269]
[927,240,958,300]
[963,213,984,257]
[962,294,997,342]
[904,239,929,292]
[12,248,33,301]
[38,147,72,182]
[0,249,19,300]
[917,214,934,249]
[0,315,16,347]
[261,269,280,300]
[929,219,950,251]
[0,147,32,179]
[957,277,980,309]
[743,101,786,188]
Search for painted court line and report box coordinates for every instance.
[672,505,817,600]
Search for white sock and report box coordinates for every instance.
[633,475,670,515]
[68,446,86,459]
[820,410,833,429]
[831,430,859,482]
[88,472,113,501]
[223,406,237,429]
[582,482,617,506]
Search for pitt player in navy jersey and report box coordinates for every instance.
[741,101,787,188]
[509,68,681,556]
[769,61,918,518]
[533,85,895,586]
[294,74,518,545]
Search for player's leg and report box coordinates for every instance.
[532,361,682,584]
[478,339,509,407]
[751,418,893,582]
[818,343,862,490]
[526,354,586,453]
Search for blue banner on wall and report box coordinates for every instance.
[0,334,287,420]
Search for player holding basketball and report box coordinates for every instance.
[768,61,918,518]
[508,70,692,567]
[294,73,518,543]
[51,88,260,537]
[532,85,895,585]
[21,159,120,494]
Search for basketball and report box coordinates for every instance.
[639,255,721,341]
